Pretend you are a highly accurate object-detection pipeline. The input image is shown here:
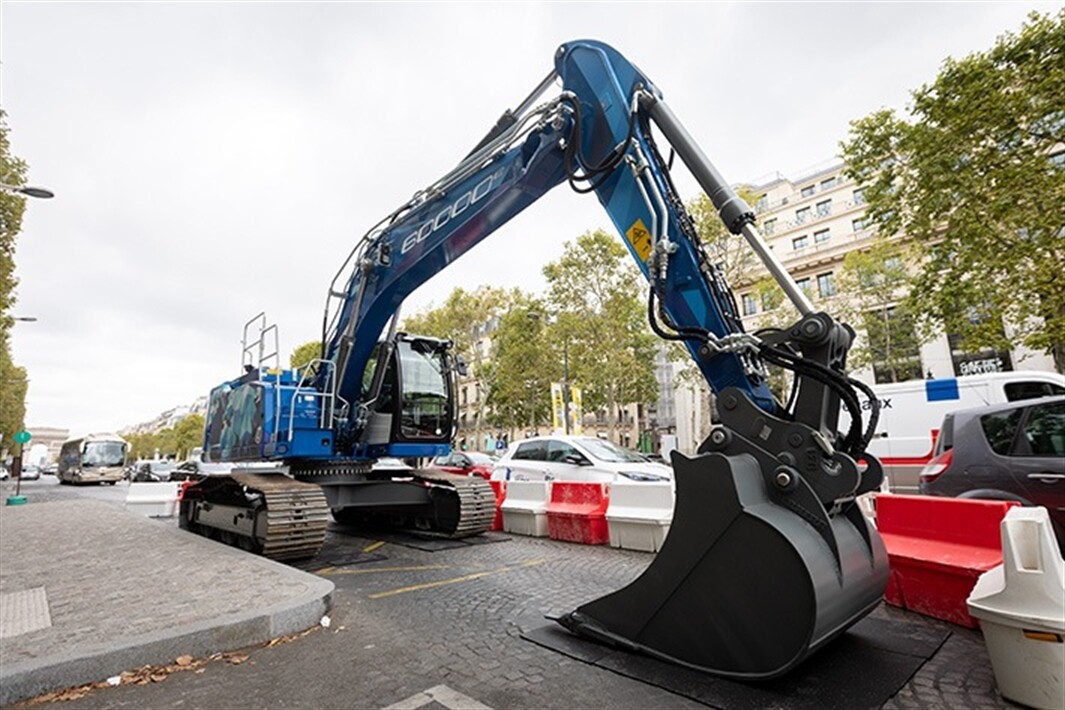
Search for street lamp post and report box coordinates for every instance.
[0,182,54,199]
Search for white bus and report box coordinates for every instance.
[57,433,129,485]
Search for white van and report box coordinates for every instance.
[841,371,1065,493]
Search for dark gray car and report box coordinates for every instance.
[919,395,1064,552]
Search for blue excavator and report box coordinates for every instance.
[180,39,889,679]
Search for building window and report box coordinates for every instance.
[1050,151,1065,169]
[741,294,758,316]
[820,176,837,190]
[815,199,832,217]
[852,217,867,232]
[761,290,779,311]
[817,272,836,298]
[814,228,831,244]
[853,188,866,205]
[795,206,811,225]
[865,306,923,384]
[796,277,812,295]
[792,235,809,250]
[755,194,769,212]
[763,218,777,235]
[800,185,816,198]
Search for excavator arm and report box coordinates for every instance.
[198,39,889,678]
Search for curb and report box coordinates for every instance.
[0,573,333,705]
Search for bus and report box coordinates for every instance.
[57,433,129,485]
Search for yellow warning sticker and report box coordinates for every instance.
[626,218,653,262]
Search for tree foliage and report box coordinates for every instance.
[0,109,30,452]
[542,230,657,436]
[124,414,206,461]
[834,240,926,381]
[481,293,555,432]
[841,10,1065,371]
[290,340,322,371]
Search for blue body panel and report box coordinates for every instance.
[209,39,775,464]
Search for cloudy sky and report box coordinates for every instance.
[2,1,1055,436]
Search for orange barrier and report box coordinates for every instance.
[546,482,609,545]
[488,481,506,532]
[878,494,1018,627]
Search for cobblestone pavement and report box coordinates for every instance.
[16,518,1023,710]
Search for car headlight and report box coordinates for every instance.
[617,471,669,482]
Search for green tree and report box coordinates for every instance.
[841,10,1065,371]
[403,286,511,441]
[835,241,926,382]
[0,109,30,452]
[171,414,206,460]
[542,230,657,439]
[290,340,322,371]
[482,294,554,432]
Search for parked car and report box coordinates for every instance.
[42,462,58,476]
[19,465,41,481]
[919,395,1064,553]
[490,435,672,483]
[430,451,497,480]
[0,465,8,481]
[131,460,177,482]
[170,459,232,481]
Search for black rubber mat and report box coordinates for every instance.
[521,610,950,709]
[363,530,511,552]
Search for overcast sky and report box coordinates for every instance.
[1,1,1056,436]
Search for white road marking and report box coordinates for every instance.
[383,684,494,710]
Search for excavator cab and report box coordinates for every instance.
[357,334,459,459]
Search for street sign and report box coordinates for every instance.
[14,430,31,445]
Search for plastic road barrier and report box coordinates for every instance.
[500,481,551,537]
[968,506,1065,710]
[125,482,181,518]
[488,481,507,532]
[606,481,673,552]
[546,482,610,545]
[878,494,1018,627]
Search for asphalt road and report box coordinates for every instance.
[1,477,1017,710]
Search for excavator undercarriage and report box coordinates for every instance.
[179,465,495,561]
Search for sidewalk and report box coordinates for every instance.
[0,499,333,706]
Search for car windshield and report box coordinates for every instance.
[466,452,494,465]
[576,438,649,463]
[82,441,126,467]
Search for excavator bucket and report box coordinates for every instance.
[556,449,889,680]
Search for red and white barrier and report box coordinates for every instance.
[606,481,674,552]
[125,481,181,518]
[878,494,1019,627]
[488,481,506,532]
[546,482,610,545]
[500,481,551,537]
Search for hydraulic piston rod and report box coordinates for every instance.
[638,93,815,317]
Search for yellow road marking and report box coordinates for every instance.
[363,541,386,553]
[315,566,336,576]
[319,564,450,576]
[369,559,547,599]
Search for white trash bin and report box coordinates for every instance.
[967,506,1065,710]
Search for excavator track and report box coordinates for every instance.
[180,471,330,561]
[319,465,495,539]
[410,469,496,538]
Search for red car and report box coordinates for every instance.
[430,451,496,480]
